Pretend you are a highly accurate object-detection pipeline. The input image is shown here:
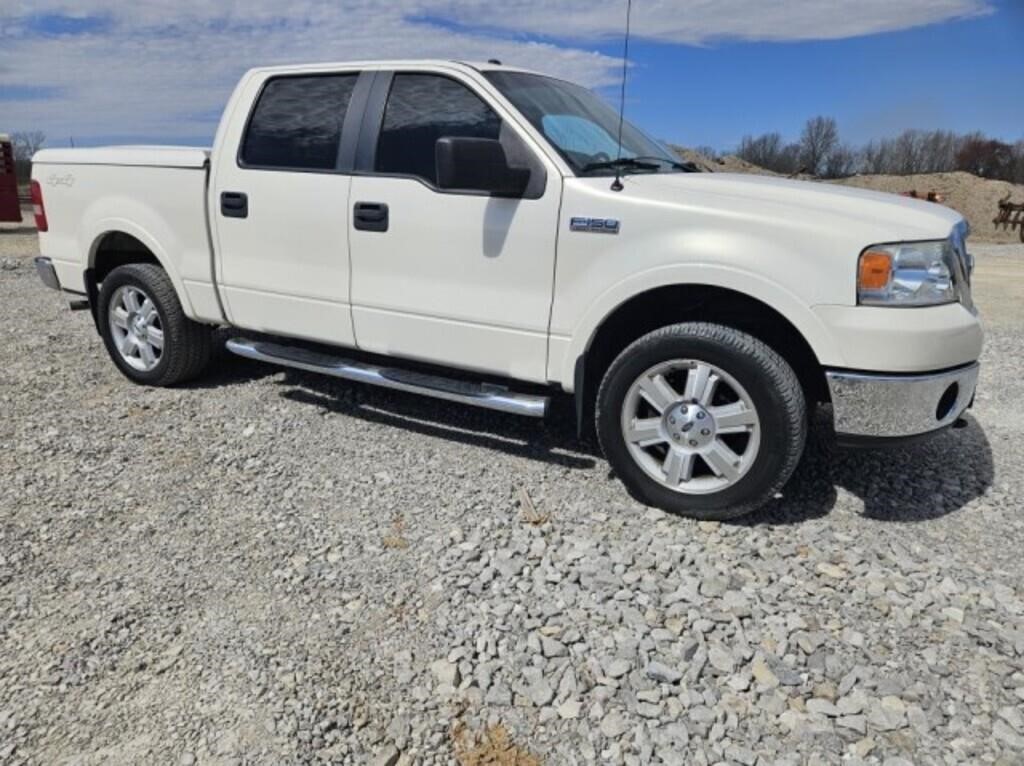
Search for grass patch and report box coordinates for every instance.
[382,515,409,549]
[452,723,541,766]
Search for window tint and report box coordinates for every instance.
[376,74,501,185]
[241,74,357,170]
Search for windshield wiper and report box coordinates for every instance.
[580,156,700,174]
[630,155,702,172]
[580,157,660,174]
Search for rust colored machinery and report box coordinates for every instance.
[899,189,947,203]
[0,135,23,223]
[994,195,1024,242]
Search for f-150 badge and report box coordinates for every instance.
[570,217,620,234]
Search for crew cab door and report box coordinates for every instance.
[210,69,369,346]
[348,70,561,382]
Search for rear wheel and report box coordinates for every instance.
[596,322,806,519]
[98,263,212,386]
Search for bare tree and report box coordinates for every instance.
[737,133,801,174]
[1013,140,1024,185]
[865,130,965,175]
[10,131,46,162]
[728,123,1020,181]
[893,131,927,175]
[693,145,719,161]
[861,139,892,175]
[918,130,958,173]
[799,117,838,177]
[956,135,1015,180]
[10,131,46,182]
[823,144,856,179]
[737,133,782,167]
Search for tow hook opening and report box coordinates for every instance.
[936,382,959,421]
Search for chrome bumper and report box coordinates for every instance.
[34,257,61,291]
[826,363,979,440]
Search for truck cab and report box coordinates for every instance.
[31,60,983,519]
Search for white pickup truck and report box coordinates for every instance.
[32,59,982,519]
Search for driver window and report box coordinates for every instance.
[375,74,502,186]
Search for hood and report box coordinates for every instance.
[621,172,963,244]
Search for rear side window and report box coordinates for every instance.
[241,74,358,170]
[375,74,501,185]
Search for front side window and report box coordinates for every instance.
[241,74,358,170]
[485,71,682,176]
[375,74,502,185]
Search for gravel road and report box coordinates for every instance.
[2,233,1023,765]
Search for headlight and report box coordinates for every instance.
[857,239,958,307]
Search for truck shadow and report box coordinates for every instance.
[273,369,599,471]
[736,408,994,525]
[201,356,993,523]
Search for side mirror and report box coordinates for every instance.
[435,137,530,197]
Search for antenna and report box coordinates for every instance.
[611,0,633,192]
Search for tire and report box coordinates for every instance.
[596,322,806,519]
[98,263,213,386]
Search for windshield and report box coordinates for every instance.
[484,71,684,176]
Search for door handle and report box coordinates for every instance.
[353,201,388,232]
[221,191,248,219]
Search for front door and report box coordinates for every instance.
[348,71,560,383]
[211,71,363,346]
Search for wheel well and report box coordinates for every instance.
[91,232,160,284]
[83,232,161,331]
[578,285,827,431]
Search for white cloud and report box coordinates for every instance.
[428,0,994,43]
[0,1,619,142]
[0,0,994,143]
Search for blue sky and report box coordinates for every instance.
[1,1,1021,151]
[601,0,1024,149]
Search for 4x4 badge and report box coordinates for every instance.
[570,217,620,234]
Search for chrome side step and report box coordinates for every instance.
[225,337,549,418]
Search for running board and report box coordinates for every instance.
[225,338,549,418]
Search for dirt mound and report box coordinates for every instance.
[671,146,780,175]
[830,172,1024,244]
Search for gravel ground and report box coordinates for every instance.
[1,233,1023,766]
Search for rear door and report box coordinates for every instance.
[211,69,369,346]
[347,69,561,383]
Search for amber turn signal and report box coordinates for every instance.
[858,250,892,290]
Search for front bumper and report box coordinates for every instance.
[826,363,979,443]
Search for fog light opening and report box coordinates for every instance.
[936,382,959,421]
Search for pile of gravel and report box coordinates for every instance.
[1,240,1022,765]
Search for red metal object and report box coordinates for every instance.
[29,181,47,232]
[0,136,23,223]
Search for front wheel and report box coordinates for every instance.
[98,263,213,386]
[596,322,807,519]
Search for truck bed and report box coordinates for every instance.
[32,145,219,321]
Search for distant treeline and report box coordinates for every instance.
[727,117,1024,183]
